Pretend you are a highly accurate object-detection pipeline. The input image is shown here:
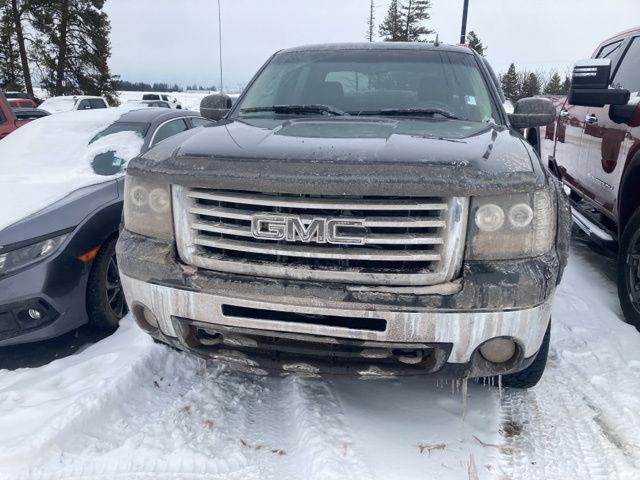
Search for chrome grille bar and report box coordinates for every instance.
[187,189,449,211]
[193,236,443,261]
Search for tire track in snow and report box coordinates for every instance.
[11,347,372,480]
[497,243,640,480]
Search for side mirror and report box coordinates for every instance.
[568,59,630,107]
[509,97,557,129]
[200,94,232,121]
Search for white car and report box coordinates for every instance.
[141,93,183,109]
[39,95,109,114]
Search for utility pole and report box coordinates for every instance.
[217,0,224,94]
[459,0,469,44]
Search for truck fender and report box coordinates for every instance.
[618,149,640,233]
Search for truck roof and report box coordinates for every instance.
[601,26,640,45]
[278,42,474,55]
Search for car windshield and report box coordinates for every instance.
[235,48,500,123]
[90,121,150,143]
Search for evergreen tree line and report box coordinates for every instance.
[0,0,117,103]
[113,80,218,93]
[500,64,571,102]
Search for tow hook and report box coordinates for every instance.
[392,349,424,365]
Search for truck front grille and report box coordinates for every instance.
[173,187,468,286]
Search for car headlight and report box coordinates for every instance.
[0,234,68,276]
[123,174,173,240]
[467,191,555,260]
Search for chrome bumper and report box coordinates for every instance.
[121,274,552,364]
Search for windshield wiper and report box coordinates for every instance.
[240,104,349,116]
[352,108,460,120]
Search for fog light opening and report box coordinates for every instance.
[479,338,517,364]
[132,303,159,333]
[27,308,42,321]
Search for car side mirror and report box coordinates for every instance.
[568,59,630,107]
[508,97,557,129]
[200,94,233,121]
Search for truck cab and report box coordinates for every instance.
[547,27,640,328]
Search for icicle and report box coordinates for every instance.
[461,376,469,421]
[498,374,503,400]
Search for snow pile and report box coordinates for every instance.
[0,107,144,231]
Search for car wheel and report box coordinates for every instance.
[498,321,550,389]
[86,236,127,330]
[617,208,640,331]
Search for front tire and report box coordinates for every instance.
[86,236,127,330]
[617,208,640,331]
[500,321,551,389]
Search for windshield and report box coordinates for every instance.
[235,49,500,123]
[90,121,150,143]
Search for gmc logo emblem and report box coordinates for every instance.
[251,215,366,245]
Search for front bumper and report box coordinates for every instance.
[123,272,552,367]
[0,250,90,347]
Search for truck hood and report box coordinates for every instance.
[135,117,545,196]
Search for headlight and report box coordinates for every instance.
[0,234,67,275]
[123,174,173,240]
[467,191,555,260]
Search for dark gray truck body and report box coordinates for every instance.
[118,43,570,383]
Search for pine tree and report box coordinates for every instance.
[501,63,520,102]
[379,0,403,41]
[544,71,564,95]
[401,0,433,42]
[366,0,375,42]
[9,0,33,95]
[30,0,117,103]
[0,0,23,91]
[466,31,486,56]
[520,72,542,99]
[561,76,571,95]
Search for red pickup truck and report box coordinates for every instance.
[0,91,30,140]
[541,27,640,329]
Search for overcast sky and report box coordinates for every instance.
[104,0,639,90]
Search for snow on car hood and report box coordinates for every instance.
[0,108,143,231]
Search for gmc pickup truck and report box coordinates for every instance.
[118,43,570,388]
[542,27,640,330]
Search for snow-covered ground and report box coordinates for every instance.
[117,91,240,112]
[1,232,639,480]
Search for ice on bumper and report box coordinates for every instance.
[121,273,552,365]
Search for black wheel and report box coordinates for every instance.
[87,236,127,330]
[617,208,640,331]
[500,321,551,389]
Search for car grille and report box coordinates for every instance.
[173,186,468,286]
